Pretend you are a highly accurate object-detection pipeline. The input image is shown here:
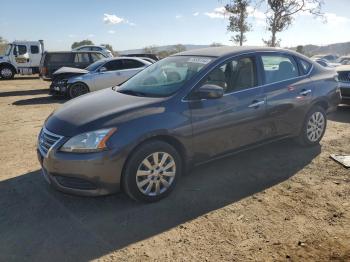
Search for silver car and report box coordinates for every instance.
[50,57,151,98]
[73,45,114,58]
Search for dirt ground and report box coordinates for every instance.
[0,76,349,262]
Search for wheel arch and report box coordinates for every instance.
[0,62,17,73]
[120,134,189,190]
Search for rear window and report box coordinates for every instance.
[74,53,90,63]
[48,53,73,63]
[90,53,105,62]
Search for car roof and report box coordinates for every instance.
[98,56,152,64]
[44,51,106,54]
[174,46,298,58]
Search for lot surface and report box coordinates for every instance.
[0,76,349,262]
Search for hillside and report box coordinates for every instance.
[119,44,209,54]
[290,42,350,56]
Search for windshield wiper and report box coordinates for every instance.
[117,89,149,97]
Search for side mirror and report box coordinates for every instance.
[99,67,107,73]
[195,84,224,99]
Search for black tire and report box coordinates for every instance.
[0,66,15,80]
[68,82,89,99]
[296,105,327,146]
[122,140,182,202]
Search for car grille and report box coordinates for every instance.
[55,175,97,190]
[38,128,63,157]
[338,72,350,83]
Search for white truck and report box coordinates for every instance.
[0,40,44,79]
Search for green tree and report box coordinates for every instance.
[71,39,94,49]
[226,0,251,46]
[296,45,304,54]
[263,0,324,47]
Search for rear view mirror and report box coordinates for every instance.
[99,67,107,73]
[195,84,224,99]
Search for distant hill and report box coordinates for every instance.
[290,42,350,56]
[119,44,210,55]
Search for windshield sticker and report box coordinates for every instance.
[188,57,211,64]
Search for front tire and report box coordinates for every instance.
[296,106,327,146]
[122,141,182,202]
[68,82,89,99]
[0,66,15,80]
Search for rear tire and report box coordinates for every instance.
[296,106,327,146]
[0,66,15,80]
[122,141,182,202]
[68,82,89,99]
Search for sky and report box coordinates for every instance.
[0,0,350,51]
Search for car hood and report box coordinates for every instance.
[336,65,350,72]
[45,88,165,137]
[53,67,89,76]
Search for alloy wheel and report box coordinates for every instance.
[136,152,176,196]
[306,111,325,142]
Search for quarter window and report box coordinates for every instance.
[261,55,299,84]
[30,45,39,54]
[299,59,312,75]
[123,59,145,69]
[203,57,257,94]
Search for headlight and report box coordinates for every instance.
[57,79,68,85]
[60,128,117,153]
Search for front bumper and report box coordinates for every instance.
[49,82,68,96]
[37,136,126,196]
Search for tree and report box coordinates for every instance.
[210,42,224,47]
[172,44,186,54]
[225,0,251,46]
[263,0,324,47]
[296,45,304,54]
[71,39,94,49]
[143,45,158,54]
[0,36,7,55]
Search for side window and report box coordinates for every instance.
[203,57,257,93]
[30,45,39,54]
[91,47,102,51]
[261,54,299,84]
[74,53,90,63]
[14,45,27,55]
[49,53,73,62]
[90,53,104,62]
[122,59,145,69]
[104,60,123,71]
[299,59,312,75]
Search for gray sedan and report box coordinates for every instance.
[50,57,151,98]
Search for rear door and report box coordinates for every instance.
[118,59,146,82]
[258,52,314,137]
[190,54,268,161]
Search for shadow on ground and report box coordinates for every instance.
[0,140,320,261]
[0,89,49,97]
[12,96,66,106]
[328,105,350,123]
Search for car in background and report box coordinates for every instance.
[38,47,341,202]
[336,65,350,104]
[50,57,151,98]
[311,54,339,63]
[337,56,350,65]
[125,53,159,61]
[73,45,113,58]
[40,51,108,80]
[138,57,156,64]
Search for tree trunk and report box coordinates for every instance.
[240,31,243,46]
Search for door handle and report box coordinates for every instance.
[248,100,265,108]
[300,89,312,96]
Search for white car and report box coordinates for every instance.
[50,57,151,98]
[73,45,114,58]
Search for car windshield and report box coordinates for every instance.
[3,44,12,56]
[117,56,213,97]
[85,60,105,71]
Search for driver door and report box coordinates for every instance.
[93,60,124,90]
[10,44,31,68]
[189,55,268,161]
